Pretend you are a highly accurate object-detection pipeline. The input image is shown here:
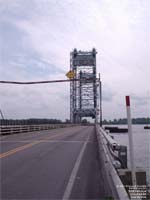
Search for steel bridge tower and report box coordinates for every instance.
[70,48,99,123]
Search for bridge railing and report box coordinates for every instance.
[0,124,74,135]
[96,124,130,200]
[99,126,128,169]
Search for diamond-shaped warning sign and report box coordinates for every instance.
[66,70,75,79]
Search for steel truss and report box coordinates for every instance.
[70,48,99,123]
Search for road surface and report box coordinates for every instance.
[0,126,107,199]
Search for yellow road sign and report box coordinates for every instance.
[66,70,75,79]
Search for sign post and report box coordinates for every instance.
[126,96,136,186]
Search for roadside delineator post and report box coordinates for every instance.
[126,96,136,186]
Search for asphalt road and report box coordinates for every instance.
[0,126,107,199]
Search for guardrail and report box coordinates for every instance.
[0,124,74,135]
[96,124,130,200]
[99,126,127,169]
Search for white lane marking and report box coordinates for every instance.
[0,140,91,143]
[62,133,90,200]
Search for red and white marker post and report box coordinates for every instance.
[126,96,136,186]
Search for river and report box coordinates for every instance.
[107,124,150,185]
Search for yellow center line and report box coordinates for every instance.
[0,131,73,159]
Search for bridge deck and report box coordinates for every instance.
[0,126,109,199]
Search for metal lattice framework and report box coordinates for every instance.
[70,48,98,123]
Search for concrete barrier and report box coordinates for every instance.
[96,125,130,200]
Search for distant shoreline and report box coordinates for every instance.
[102,117,150,125]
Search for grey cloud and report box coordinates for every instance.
[102,86,116,102]
[0,0,36,21]
[0,20,28,63]
[0,0,150,120]
[8,56,65,77]
[0,20,64,80]
[131,94,149,106]
[60,94,69,101]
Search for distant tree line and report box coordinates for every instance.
[102,118,150,125]
[0,117,149,126]
[0,118,63,126]
[0,118,92,126]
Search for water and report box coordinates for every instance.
[109,125,150,185]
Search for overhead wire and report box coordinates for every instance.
[0,78,97,85]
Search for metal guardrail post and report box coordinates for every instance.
[11,127,13,134]
[118,146,127,169]
[98,126,128,169]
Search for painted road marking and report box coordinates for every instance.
[0,140,90,143]
[0,131,82,159]
[0,141,40,159]
[62,133,90,200]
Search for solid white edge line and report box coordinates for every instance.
[62,133,90,200]
[0,140,88,143]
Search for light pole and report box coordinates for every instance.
[99,73,102,127]
[0,109,4,119]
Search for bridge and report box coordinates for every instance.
[0,124,129,199]
[0,49,147,199]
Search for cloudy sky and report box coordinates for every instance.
[0,0,150,120]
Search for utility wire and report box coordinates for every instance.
[0,78,97,85]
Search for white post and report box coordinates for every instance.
[126,96,136,186]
